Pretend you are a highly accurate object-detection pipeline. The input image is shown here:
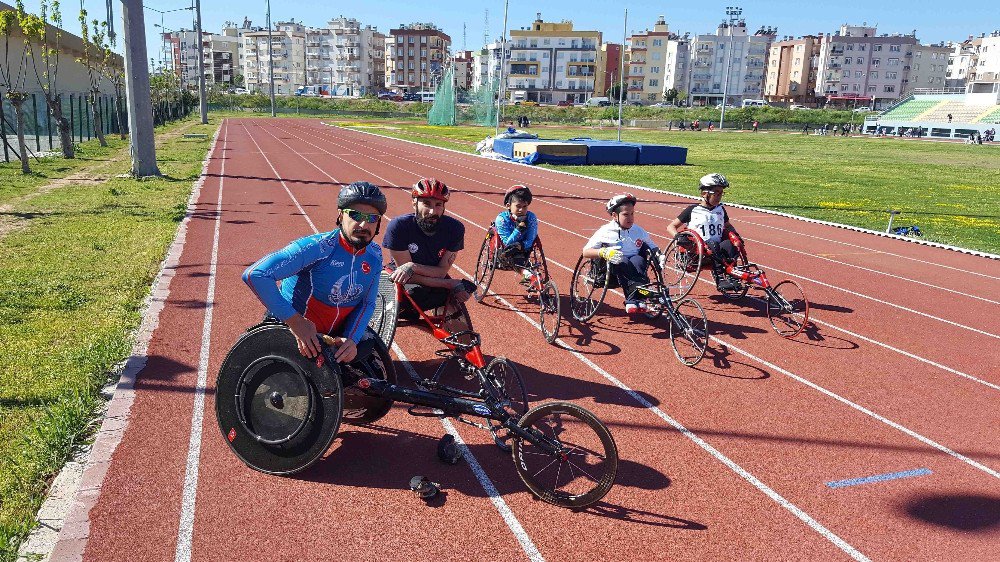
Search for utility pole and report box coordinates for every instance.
[720,6,742,130]
[121,0,159,176]
[266,0,276,116]
[194,0,208,123]
[493,0,509,136]
[617,9,627,142]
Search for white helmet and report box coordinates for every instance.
[606,193,637,215]
[699,173,730,191]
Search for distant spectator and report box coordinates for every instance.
[707,120,714,131]
[833,124,839,135]
[947,113,953,123]
[752,120,759,132]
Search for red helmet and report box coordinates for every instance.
[411,178,450,202]
[503,184,533,206]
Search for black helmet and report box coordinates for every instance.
[338,181,387,215]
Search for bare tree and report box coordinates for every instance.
[78,8,105,146]
[0,10,32,172]
[18,0,75,158]
[100,25,126,139]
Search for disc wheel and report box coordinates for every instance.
[767,279,809,338]
[570,256,608,321]
[538,280,561,344]
[474,234,497,302]
[661,232,702,302]
[484,357,529,452]
[512,401,618,509]
[668,297,709,366]
[341,332,398,425]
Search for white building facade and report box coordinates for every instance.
[506,17,600,104]
[688,22,774,106]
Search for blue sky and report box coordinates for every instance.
[15,0,998,60]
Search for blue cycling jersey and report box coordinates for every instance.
[494,210,538,248]
[242,230,383,344]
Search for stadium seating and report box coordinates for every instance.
[920,101,995,123]
[975,106,1000,124]
[878,99,940,121]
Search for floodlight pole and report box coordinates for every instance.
[617,9,627,142]
[194,0,208,123]
[720,6,742,130]
[494,0,509,136]
[266,0,276,117]
[121,0,159,176]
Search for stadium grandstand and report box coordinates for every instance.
[864,84,1000,138]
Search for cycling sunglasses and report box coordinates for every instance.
[342,208,381,223]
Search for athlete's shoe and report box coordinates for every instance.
[624,301,640,315]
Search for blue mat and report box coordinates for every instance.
[491,138,517,158]
[489,137,687,166]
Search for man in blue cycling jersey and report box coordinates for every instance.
[243,181,386,362]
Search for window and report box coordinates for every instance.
[397,61,403,70]
[408,48,414,57]
[794,57,801,64]
[408,37,415,44]
[649,79,659,87]
[653,39,662,46]
[790,83,798,91]
[886,71,897,79]
[842,70,849,77]
[867,85,876,92]
[420,61,426,70]
[543,39,550,45]
[873,45,882,52]
[888,58,899,66]
[869,71,878,79]
[793,70,800,78]
[846,44,854,51]
[915,50,922,58]
[529,40,537,47]
[797,44,804,51]
[408,61,414,69]
[650,66,660,73]
[845,57,852,64]
[859,44,866,51]
[857,57,864,65]
[912,63,920,71]
[872,58,880,67]
[890,45,900,52]
[883,85,895,92]
[421,49,427,57]
[420,36,427,44]
[841,84,849,91]
[856,71,863,78]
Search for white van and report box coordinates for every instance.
[742,99,767,107]
[584,96,611,107]
[416,90,436,103]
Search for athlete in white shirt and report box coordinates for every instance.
[666,173,744,291]
[583,194,664,315]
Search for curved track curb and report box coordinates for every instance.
[328,123,999,261]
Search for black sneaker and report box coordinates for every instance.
[717,277,739,292]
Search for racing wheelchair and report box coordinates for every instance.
[568,251,710,367]
[661,229,810,338]
[472,224,561,343]
[217,274,618,509]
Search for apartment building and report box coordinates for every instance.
[662,35,691,102]
[242,21,306,95]
[166,31,239,89]
[507,15,601,104]
[764,35,821,106]
[946,37,978,88]
[307,17,386,96]
[905,43,951,93]
[969,32,1000,84]
[454,50,474,90]
[386,24,451,92]
[472,41,503,92]
[625,16,675,104]
[815,25,918,109]
[688,21,775,106]
[596,43,621,98]
[220,18,264,86]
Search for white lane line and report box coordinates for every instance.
[281,122,995,386]
[278,121,1000,479]
[243,119,543,562]
[391,343,545,562]
[175,121,229,562]
[333,124,1000,263]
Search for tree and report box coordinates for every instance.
[664,88,679,104]
[606,83,623,103]
[0,9,31,172]
[98,26,126,139]
[78,9,106,146]
[18,0,75,158]
[233,73,245,88]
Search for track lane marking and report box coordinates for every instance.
[826,468,933,489]
[275,121,1000,482]
[285,122,998,389]
[238,120,544,562]
[175,121,229,562]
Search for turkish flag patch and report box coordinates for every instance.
[361,261,371,274]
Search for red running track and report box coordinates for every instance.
[51,119,1000,562]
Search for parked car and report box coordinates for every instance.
[402,93,421,101]
[231,87,248,95]
[556,100,573,107]
[584,96,610,107]
[520,100,539,106]
[378,92,403,101]
[789,104,807,110]
[629,100,643,106]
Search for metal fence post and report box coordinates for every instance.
[69,94,75,144]
[32,93,40,152]
[1,91,9,162]
[78,94,85,142]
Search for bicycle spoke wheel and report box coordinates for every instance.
[474,235,496,302]
[668,297,709,366]
[538,280,561,344]
[512,402,618,509]
[570,256,607,321]
[485,357,529,452]
[662,233,701,302]
[767,279,809,338]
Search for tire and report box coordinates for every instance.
[662,232,701,302]
[474,233,496,303]
[570,256,608,321]
[341,332,398,425]
[767,279,809,338]
[512,401,618,509]
[538,280,561,344]
[668,297,709,366]
[484,357,529,452]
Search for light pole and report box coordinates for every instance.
[719,5,742,130]
[193,0,207,123]
[266,0,276,117]
[617,8,627,142]
[494,0,509,136]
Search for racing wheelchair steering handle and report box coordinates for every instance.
[440,330,482,351]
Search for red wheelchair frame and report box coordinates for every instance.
[473,224,561,344]
[663,229,811,338]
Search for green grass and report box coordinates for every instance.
[338,122,1000,254]
[0,116,218,560]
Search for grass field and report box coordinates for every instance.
[0,117,217,560]
[337,122,1000,254]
